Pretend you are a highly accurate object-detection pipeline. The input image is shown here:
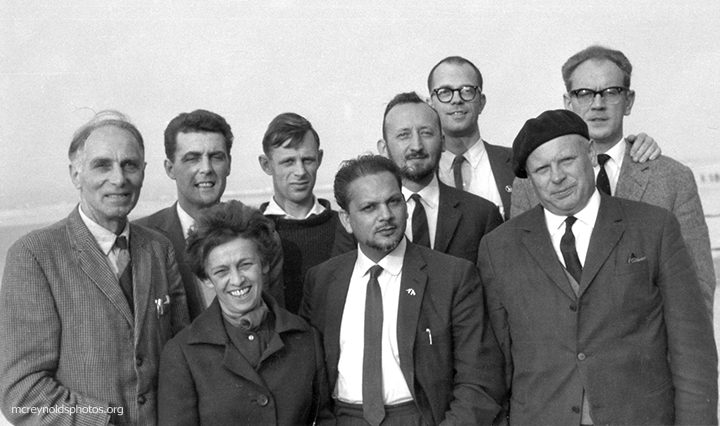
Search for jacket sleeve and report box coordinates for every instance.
[656,210,718,424]
[310,326,335,425]
[441,261,505,426]
[158,338,200,426]
[0,240,113,426]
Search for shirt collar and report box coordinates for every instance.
[401,174,439,209]
[602,138,626,167]
[78,205,130,255]
[543,189,601,238]
[355,237,407,278]
[176,202,196,239]
[263,196,325,219]
[462,137,486,167]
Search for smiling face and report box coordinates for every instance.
[563,59,635,149]
[165,131,231,216]
[259,131,323,212]
[428,62,486,138]
[339,171,407,263]
[526,134,598,216]
[379,102,443,187]
[202,236,268,317]
[70,125,145,233]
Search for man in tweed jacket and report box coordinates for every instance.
[0,112,190,425]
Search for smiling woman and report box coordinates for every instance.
[158,200,334,426]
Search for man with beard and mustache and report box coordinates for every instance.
[378,92,503,264]
[300,155,505,426]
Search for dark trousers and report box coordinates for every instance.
[335,400,427,426]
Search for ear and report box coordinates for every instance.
[164,158,176,180]
[477,93,487,115]
[69,162,82,190]
[201,278,215,290]
[226,154,232,176]
[317,149,324,167]
[258,154,273,176]
[563,93,573,111]
[588,139,598,167]
[440,134,446,152]
[338,209,354,235]
[624,90,635,116]
[377,139,389,157]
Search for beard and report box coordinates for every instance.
[402,163,435,182]
[367,235,402,254]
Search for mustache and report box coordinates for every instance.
[405,150,429,160]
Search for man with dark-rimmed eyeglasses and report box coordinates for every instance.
[427,55,660,220]
[510,45,715,316]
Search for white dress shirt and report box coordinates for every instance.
[336,238,413,405]
[595,139,626,195]
[402,175,440,249]
[544,189,601,268]
[263,196,325,219]
[438,138,504,217]
[78,205,130,276]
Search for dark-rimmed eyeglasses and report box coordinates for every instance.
[432,85,480,103]
[568,86,630,106]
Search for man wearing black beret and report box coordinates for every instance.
[478,109,717,425]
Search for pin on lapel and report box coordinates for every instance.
[505,185,512,193]
[406,288,416,296]
[155,295,171,318]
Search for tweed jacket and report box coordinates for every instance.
[481,194,717,425]
[435,180,503,265]
[158,294,333,426]
[510,146,716,314]
[300,241,506,426]
[135,202,286,319]
[0,206,190,426]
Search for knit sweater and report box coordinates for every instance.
[261,198,355,314]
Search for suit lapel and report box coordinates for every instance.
[577,195,624,297]
[485,141,514,220]
[434,183,461,253]
[68,208,134,325]
[325,253,357,386]
[396,243,427,397]
[520,206,577,301]
[615,148,650,201]
[130,225,151,336]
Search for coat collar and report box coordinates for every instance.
[615,144,651,201]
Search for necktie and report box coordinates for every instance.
[409,194,430,248]
[452,155,466,190]
[115,236,134,314]
[596,154,611,195]
[560,216,583,284]
[363,265,385,426]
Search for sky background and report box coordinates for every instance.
[1,2,719,423]
[1,0,719,225]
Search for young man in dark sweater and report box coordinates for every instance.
[259,113,355,314]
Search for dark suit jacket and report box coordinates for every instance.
[435,180,503,265]
[158,294,333,426]
[300,242,505,426]
[135,203,285,319]
[510,147,716,315]
[0,207,190,425]
[480,194,717,425]
[485,142,515,221]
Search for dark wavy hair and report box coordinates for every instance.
[334,154,402,210]
[164,109,234,161]
[186,200,279,280]
[262,112,320,155]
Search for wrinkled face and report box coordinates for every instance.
[429,62,486,138]
[564,59,635,148]
[203,237,268,317]
[380,102,443,183]
[526,134,598,216]
[260,132,323,207]
[165,131,231,212]
[339,172,407,262]
[70,125,145,231]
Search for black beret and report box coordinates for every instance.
[512,109,590,178]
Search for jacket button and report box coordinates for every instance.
[577,353,586,361]
[137,395,146,405]
[136,357,143,367]
[257,395,269,406]
[572,406,580,413]
[569,304,577,312]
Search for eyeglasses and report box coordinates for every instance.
[432,85,480,103]
[568,87,630,106]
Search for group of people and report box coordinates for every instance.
[0,44,716,426]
